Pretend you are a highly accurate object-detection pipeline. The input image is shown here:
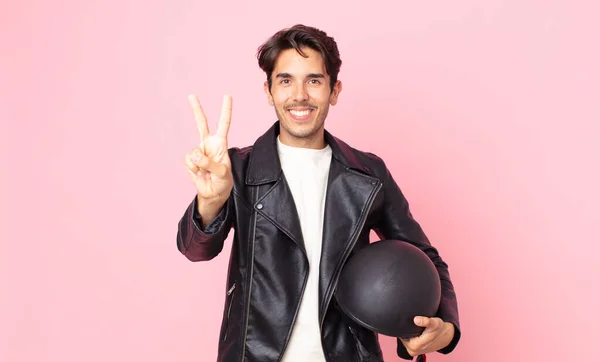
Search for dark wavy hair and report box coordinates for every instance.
[257,24,342,92]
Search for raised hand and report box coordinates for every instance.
[184,94,234,226]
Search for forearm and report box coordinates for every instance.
[176,194,233,261]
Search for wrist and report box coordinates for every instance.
[196,196,227,227]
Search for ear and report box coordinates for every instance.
[264,81,274,106]
[329,80,342,106]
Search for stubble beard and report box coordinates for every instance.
[275,105,329,141]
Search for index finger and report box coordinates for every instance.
[216,95,232,139]
[188,94,210,141]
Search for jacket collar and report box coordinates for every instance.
[245,121,371,185]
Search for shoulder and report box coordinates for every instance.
[228,145,253,163]
[331,136,390,178]
[227,145,254,177]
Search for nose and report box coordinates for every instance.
[293,83,308,102]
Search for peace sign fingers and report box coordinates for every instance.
[216,95,232,139]
[184,93,235,222]
[188,94,210,142]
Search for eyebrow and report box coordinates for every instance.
[275,72,325,79]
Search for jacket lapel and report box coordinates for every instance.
[246,122,305,253]
[255,175,306,253]
[245,122,382,295]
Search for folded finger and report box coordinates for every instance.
[419,317,443,334]
[185,153,199,173]
[400,339,419,357]
[202,157,228,178]
[402,337,432,356]
[187,168,197,182]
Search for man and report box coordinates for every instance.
[177,24,460,362]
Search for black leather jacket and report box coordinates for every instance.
[177,122,461,362]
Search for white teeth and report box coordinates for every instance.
[290,110,310,117]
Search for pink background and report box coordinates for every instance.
[2,0,599,361]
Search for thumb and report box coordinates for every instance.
[193,153,229,179]
[414,316,430,327]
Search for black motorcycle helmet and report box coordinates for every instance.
[335,239,442,339]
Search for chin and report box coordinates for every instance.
[282,120,319,138]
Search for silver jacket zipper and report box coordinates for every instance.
[222,282,236,342]
[241,187,259,361]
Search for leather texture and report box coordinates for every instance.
[176,121,461,362]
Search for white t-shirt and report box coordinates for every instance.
[277,136,332,362]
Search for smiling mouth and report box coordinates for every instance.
[289,109,311,117]
[287,108,315,121]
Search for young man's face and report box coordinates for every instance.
[264,47,342,149]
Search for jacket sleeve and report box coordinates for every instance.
[372,164,461,360]
[176,194,234,262]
